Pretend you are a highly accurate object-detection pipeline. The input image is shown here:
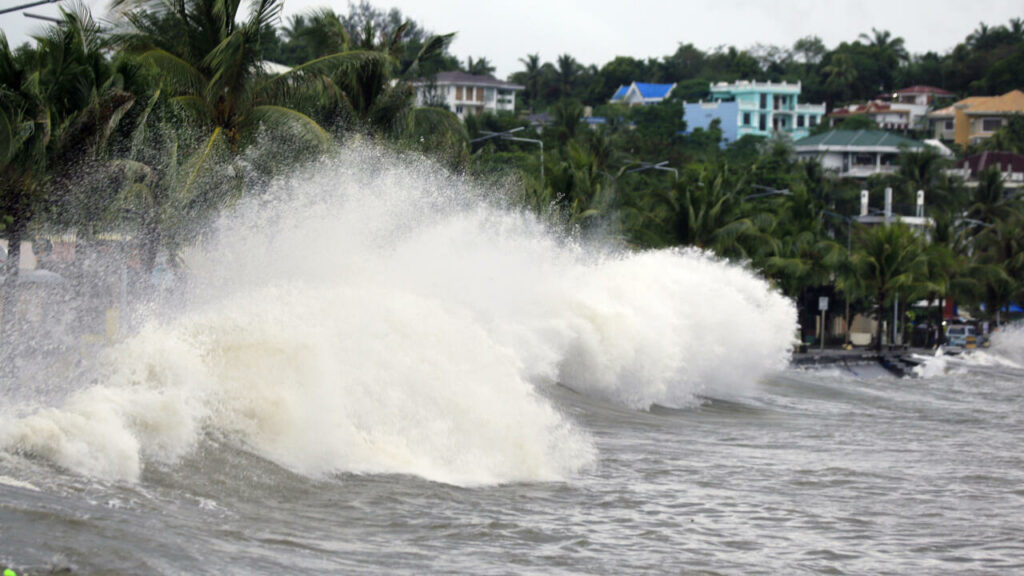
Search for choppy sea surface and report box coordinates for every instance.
[2,148,1022,574]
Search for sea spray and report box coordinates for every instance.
[0,145,795,484]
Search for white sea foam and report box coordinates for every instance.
[0,145,795,484]
[985,322,1024,367]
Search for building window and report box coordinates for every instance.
[743,112,751,125]
[945,119,954,130]
[455,86,463,100]
[797,115,805,128]
[809,115,818,127]
[759,94,767,109]
[476,87,484,102]
[982,118,1003,132]
[759,114,767,131]
[455,105,464,115]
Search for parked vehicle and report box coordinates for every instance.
[945,324,989,349]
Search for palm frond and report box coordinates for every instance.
[247,104,329,149]
[137,48,206,95]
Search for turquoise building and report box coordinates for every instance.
[686,80,826,141]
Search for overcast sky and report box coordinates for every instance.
[2,0,1021,79]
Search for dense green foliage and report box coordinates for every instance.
[2,1,1024,358]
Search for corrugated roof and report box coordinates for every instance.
[959,151,1024,175]
[611,85,629,101]
[634,82,675,99]
[964,90,1024,114]
[896,85,954,96]
[794,130,925,149]
[425,71,524,89]
[929,90,1024,117]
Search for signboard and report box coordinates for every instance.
[818,297,829,311]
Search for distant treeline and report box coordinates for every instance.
[262,5,1023,108]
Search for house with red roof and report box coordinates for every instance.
[829,100,929,132]
[948,151,1024,190]
[879,85,955,107]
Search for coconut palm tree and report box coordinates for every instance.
[464,56,495,77]
[556,54,580,100]
[518,53,541,106]
[822,53,858,103]
[848,223,930,350]
[110,0,339,161]
[1,9,134,374]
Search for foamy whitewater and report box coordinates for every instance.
[0,146,795,485]
[5,148,1024,575]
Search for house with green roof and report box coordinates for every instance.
[794,130,926,178]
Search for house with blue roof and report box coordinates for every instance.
[683,80,826,142]
[609,82,677,106]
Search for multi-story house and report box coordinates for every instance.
[927,90,1024,147]
[947,151,1024,191]
[413,71,523,120]
[880,85,955,107]
[793,129,929,178]
[683,80,826,142]
[828,100,929,132]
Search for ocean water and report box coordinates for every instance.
[1,148,1022,575]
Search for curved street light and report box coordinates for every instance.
[471,127,544,191]
[624,160,678,181]
[743,184,791,201]
[0,0,61,16]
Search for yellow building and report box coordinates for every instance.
[928,90,1024,147]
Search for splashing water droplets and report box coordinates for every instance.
[1,145,795,485]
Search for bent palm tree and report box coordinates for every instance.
[111,0,334,166]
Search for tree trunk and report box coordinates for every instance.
[1,222,25,381]
[936,293,946,347]
[874,290,886,351]
[140,211,161,277]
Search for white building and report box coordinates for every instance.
[413,71,523,120]
[794,129,927,178]
[828,100,930,132]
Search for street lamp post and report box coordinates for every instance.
[624,160,678,181]
[471,127,544,191]
[822,210,853,347]
[0,0,61,15]
[742,185,791,202]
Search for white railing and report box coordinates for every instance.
[841,165,898,178]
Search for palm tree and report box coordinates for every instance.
[1,9,134,374]
[464,56,495,77]
[848,223,930,350]
[968,22,993,49]
[111,0,336,161]
[278,9,350,64]
[631,163,775,258]
[544,140,615,228]
[1009,18,1024,39]
[974,213,1024,326]
[822,53,858,103]
[556,54,580,99]
[858,28,908,62]
[518,53,541,106]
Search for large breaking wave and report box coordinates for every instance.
[0,146,795,484]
